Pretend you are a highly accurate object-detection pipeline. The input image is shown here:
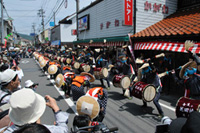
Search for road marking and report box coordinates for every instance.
[21,60,29,64]
[160,102,175,112]
[35,59,78,115]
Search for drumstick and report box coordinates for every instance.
[155,53,165,59]
[158,66,182,78]
[136,53,165,64]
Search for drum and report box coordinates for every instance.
[71,61,80,69]
[112,75,130,89]
[93,67,108,79]
[66,58,72,64]
[176,97,200,118]
[57,57,61,62]
[80,63,90,72]
[131,81,156,102]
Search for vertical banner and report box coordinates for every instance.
[124,0,133,26]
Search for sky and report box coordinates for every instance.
[3,0,96,35]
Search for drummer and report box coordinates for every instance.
[96,52,110,90]
[71,72,95,101]
[119,52,135,97]
[86,87,108,122]
[139,59,164,118]
[171,61,200,100]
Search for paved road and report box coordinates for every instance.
[19,58,179,133]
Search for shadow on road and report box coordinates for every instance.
[46,83,54,86]
[108,91,126,100]
[39,74,46,77]
[119,102,161,122]
[54,95,64,101]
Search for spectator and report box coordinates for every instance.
[0,89,69,133]
[0,69,20,104]
[13,123,51,133]
[24,80,39,92]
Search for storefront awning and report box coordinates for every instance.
[81,41,124,46]
[134,41,200,54]
[73,36,129,47]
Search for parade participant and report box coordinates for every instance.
[86,87,108,122]
[170,40,200,99]
[96,52,110,90]
[140,60,164,118]
[0,69,20,104]
[119,53,135,97]
[0,89,69,133]
[62,70,75,98]
[71,72,95,101]
[171,61,200,99]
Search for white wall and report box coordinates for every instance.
[60,15,77,42]
[78,0,177,40]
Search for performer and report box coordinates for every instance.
[71,72,95,101]
[96,52,110,90]
[170,40,200,99]
[86,87,108,122]
[140,59,164,118]
[61,65,75,98]
[119,53,135,97]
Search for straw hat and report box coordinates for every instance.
[80,72,95,82]
[48,65,58,75]
[39,60,47,68]
[9,89,46,126]
[179,61,197,79]
[76,96,100,119]
[66,58,71,64]
[39,56,44,62]
[55,74,64,88]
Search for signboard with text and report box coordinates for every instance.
[124,0,133,26]
[78,14,89,31]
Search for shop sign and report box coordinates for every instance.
[100,19,120,30]
[124,0,133,26]
[144,1,168,14]
[78,14,89,31]
[71,29,77,35]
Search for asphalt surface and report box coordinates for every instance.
[19,58,179,133]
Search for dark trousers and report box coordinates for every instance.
[143,92,164,115]
[100,78,110,87]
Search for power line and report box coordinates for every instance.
[44,0,64,27]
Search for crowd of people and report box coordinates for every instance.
[0,40,200,133]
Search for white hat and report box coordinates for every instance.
[25,80,34,88]
[9,89,46,126]
[0,69,17,85]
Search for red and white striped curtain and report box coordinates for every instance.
[134,41,200,54]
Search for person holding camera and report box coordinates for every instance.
[0,89,69,133]
[73,115,118,133]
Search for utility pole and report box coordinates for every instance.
[32,23,36,46]
[76,0,79,40]
[53,12,56,26]
[1,0,4,51]
[38,8,45,43]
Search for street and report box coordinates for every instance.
[20,58,178,133]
